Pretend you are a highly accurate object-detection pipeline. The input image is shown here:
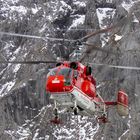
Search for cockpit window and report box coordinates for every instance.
[47,67,72,85]
[58,68,72,85]
[47,68,58,77]
[58,68,72,77]
[51,68,58,75]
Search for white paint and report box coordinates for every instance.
[52,80,60,83]
[72,88,96,112]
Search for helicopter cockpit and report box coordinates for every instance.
[47,67,73,86]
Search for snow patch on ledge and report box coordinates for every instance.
[118,129,129,140]
[115,34,122,41]
[96,8,116,29]
[69,15,85,29]
[73,1,86,7]
[121,0,135,12]
[0,80,16,97]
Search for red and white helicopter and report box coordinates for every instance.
[0,22,131,124]
[46,61,128,124]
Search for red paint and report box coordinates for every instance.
[46,75,72,93]
[105,101,117,105]
[46,61,97,98]
[46,61,128,117]
[117,90,128,107]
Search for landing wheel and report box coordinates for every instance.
[74,107,78,115]
[53,108,58,116]
[50,108,61,124]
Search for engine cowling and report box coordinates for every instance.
[117,90,128,116]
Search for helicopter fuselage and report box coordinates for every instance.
[46,62,104,116]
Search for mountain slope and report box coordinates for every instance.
[0,0,140,139]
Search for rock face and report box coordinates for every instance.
[0,0,140,139]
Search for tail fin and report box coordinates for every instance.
[117,90,128,116]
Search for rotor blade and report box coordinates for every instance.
[45,36,76,42]
[0,31,43,39]
[0,60,58,64]
[80,25,115,41]
[79,15,127,41]
[0,31,76,42]
[97,74,140,89]
[79,43,117,62]
[83,43,117,54]
[89,62,140,70]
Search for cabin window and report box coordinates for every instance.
[58,68,72,85]
[73,70,78,79]
[47,68,58,77]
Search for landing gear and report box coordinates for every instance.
[50,101,61,124]
[97,113,108,123]
[73,107,78,115]
[73,101,78,115]
[53,108,58,116]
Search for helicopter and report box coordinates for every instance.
[46,60,128,124]
[0,16,135,124]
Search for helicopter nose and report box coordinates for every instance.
[46,75,65,92]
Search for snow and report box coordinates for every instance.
[134,93,138,96]
[32,8,38,14]
[13,64,21,73]
[4,130,15,139]
[79,127,86,139]
[0,80,16,97]
[132,14,139,23]
[11,6,27,14]
[100,33,110,47]
[96,8,116,46]
[17,126,31,140]
[118,129,129,140]
[73,1,86,7]
[46,15,53,21]
[115,34,122,41]
[39,24,47,33]
[121,0,135,12]
[2,0,19,4]
[45,135,50,139]
[69,15,85,29]
[5,126,31,140]
[127,114,131,128]
[52,115,99,140]
[60,1,71,9]
[1,5,27,15]
[33,129,39,140]
[96,8,116,29]
[0,44,23,97]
